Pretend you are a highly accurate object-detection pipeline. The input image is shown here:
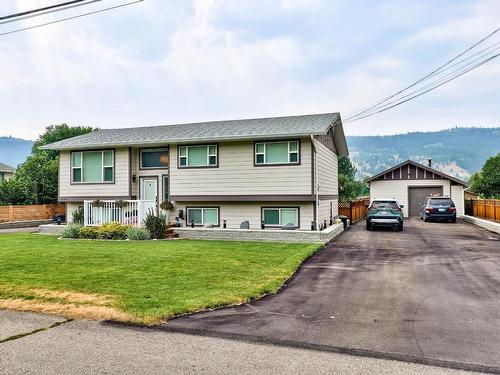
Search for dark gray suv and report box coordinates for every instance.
[420,196,457,223]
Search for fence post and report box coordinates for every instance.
[8,205,14,222]
[349,202,353,223]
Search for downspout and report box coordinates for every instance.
[311,135,319,231]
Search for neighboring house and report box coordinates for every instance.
[464,189,480,200]
[0,162,15,181]
[365,159,467,217]
[41,113,348,230]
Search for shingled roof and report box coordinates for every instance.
[0,162,15,172]
[40,113,348,155]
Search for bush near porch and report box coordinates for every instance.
[0,233,321,324]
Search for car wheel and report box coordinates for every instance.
[366,221,371,231]
[424,218,429,222]
[398,222,404,231]
[451,217,456,223]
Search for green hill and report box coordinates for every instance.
[0,136,32,168]
[347,127,500,180]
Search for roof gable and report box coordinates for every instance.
[364,160,467,186]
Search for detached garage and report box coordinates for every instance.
[365,160,467,217]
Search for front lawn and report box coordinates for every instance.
[0,233,321,324]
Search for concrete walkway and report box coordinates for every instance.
[0,310,475,375]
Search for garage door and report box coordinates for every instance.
[408,186,443,216]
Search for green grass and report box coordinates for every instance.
[0,233,321,324]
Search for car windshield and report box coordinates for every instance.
[371,201,399,209]
[429,198,452,206]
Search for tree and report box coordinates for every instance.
[15,153,59,204]
[469,153,500,198]
[32,124,96,160]
[338,156,368,201]
[0,124,95,205]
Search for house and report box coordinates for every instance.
[41,113,348,230]
[365,160,467,217]
[0,163,15,181]
[464,189,480,200]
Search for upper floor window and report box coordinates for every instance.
[178,144,218,168]
[255,140,299,165]
[71,150,114,183]
[140,148,169,169]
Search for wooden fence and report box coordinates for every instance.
[0,204,65,223]
[339,198,370,223]
[465,199,500,223]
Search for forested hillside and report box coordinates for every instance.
[347,127,500,180]
[0,136,32,168]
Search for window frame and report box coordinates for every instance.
[70,149,115,184]
[177,144,219,169]
[139,147,169,170]
[254,140,301,166]
[186,206,220,227]
[261,207,300,228]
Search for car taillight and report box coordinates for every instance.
[449,207,456,211]
[425,207,433,213]
[394,206,402,211]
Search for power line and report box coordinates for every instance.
[0,0,89,21]
[0,0,144,37]
[346,44,500,121]
[344,26,500,122]
[344,53,500,123]
[0,0,102,26]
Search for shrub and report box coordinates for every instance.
[79,226,98,239]
[96,222,129,240]
[144,210,167,239]
[62,223,81,239]
[72,207,84,225]
[126,226,150,240]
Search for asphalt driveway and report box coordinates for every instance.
[167,219,500,373]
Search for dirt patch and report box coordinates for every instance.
[0,299,132,322]
[27,289,112,306]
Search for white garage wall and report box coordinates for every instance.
[369,179,451,217]
[451,185,465,216]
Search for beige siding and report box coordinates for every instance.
[171,201,314,230]
[317,199,338,226]
[369,179,451,217]
[59,148,130,200]
[1,171,14,181]
[170,138,312,196]
[450,185,465,216]
[65,202,83,223]
[314,139,338,195]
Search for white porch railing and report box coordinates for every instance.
[83,200,156,227]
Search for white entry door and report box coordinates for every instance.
[141,178,158,202]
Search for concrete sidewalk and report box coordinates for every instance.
[0,310,474,375]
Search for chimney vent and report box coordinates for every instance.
[428,159,432,168]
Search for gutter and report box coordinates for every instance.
[311,135,319,231]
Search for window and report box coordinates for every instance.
[178,145,217,168]
[0,172,4,181]
[262,207,299,227]
[255,141,299,165]
[187,207,219,226]
[140,148,169,169]
[163,175,169,202]
[71,150,114,183]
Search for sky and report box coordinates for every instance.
[0,0,499,140]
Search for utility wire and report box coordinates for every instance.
[0,0,144,37]
[0,0,102,25]
[344,26,500,121]
[346,44,500,121]
[344,53,500,123]
[0,0,89,21]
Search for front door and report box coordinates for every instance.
[141,178,158,202]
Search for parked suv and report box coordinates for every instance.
[420,196,456,223]
[366,199,404,231]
